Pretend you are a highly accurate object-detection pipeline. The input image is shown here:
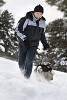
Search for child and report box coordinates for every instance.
[34,57,55,81]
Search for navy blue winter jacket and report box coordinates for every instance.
[15,11,49,48]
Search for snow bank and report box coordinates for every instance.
[0,57,67,100]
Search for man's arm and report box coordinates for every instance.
[15,17,29,41]
[15,17,30,48]
[40,32,49,49]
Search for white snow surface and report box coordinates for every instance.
[0,57,67,100]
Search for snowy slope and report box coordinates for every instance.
[0,57,67,100]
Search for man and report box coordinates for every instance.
[15,4,49,78]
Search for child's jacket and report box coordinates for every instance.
[35,63,52,73]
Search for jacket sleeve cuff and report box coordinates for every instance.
[20,34,27,41]
[16,31,26,41]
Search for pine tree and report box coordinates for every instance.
[0,0,18,60]
[0,10,15,53]
[0,10,18,59]
[46,19,67,70]
[0,0,5,7]
[45,0,67,17]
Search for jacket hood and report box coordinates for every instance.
[26,11,46,21]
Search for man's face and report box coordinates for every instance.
[34,12,43,19]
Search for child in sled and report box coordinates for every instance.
[34,57,55,81]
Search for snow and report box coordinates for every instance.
[0,40,5,52]
[0,45,5,52]
[0,57,67,100]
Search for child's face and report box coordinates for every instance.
[43,62,49,65]
[34,12,43,19]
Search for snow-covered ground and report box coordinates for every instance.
[0,57,67,100]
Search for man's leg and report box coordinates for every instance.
[19,44,27,72]
[24,46,37,78]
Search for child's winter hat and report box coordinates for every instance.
[34,4,44,14]
[42,57,49,62]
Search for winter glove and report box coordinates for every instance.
[23,39,30,48]
[43,43,49,50]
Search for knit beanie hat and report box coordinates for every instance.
[42,57,49,62]
[34,4,44,14]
